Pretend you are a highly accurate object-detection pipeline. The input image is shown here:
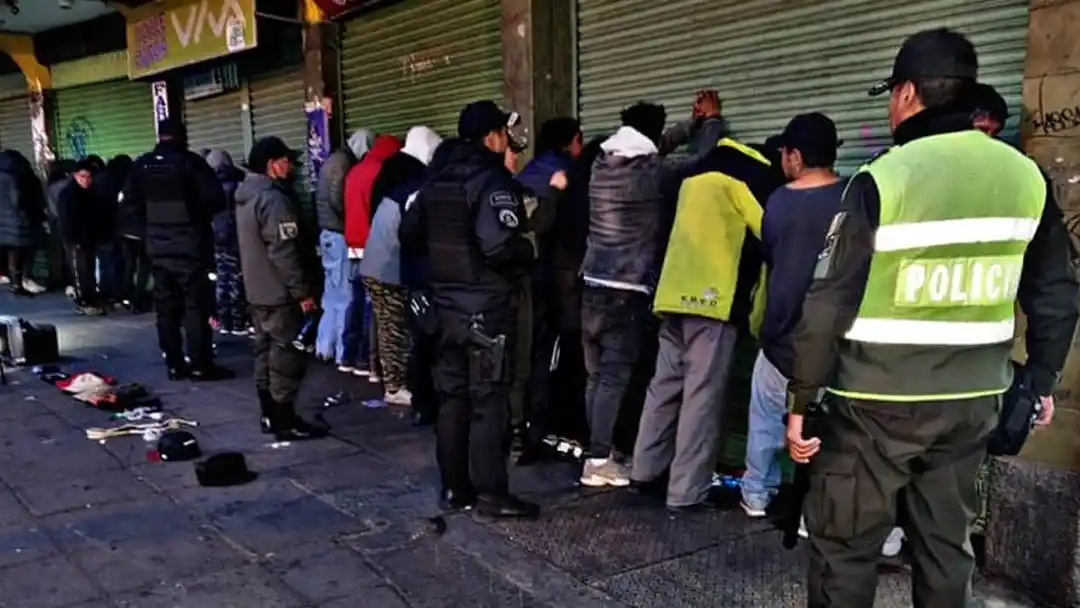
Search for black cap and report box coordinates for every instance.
[967,82,1009,123]
[158,117,187,140]
[868,28,978,96]
[776,113,844,156]
[247,136,299,173]
[458,100,513,141]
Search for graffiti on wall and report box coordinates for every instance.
[399,51,452,83]
[1027,105,1080,136]
[65,118,94,160]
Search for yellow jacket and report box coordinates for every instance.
[652,138,781,334]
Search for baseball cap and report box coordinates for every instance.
[868,28,978,96]
[967,82,1009,123]
[458,100,527,151]
[247,136,299,173]
[775,113,844,156]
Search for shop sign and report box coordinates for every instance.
[305,100,331,192]
[127,0,258,79]
[152,81,170,138]
[311,0,368,20]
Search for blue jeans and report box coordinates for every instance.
[340,271,372,367]
[741,351,789,506]
[315,230,353,362]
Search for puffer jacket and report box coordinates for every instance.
[581,117,726,290]
[315,129,371,233]
[206,149,246,250]
[0,150,46,248]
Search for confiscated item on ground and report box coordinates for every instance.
[0,316,59,365]
[195,452,258,487]
[85,417,198,442]
[157,431,202,461]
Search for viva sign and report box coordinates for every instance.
[126,0,258,79]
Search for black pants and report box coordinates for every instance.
[152,265,214,369]
[70,245,98,304]
[407,324,439,420]
[97,240,124,302]
[2,246,31,287]
[523,278,558,446]
[805,396,996,608]
[434,308,515,497]
[581,286,650,456]
[251,304,307,407]
[120,238,151,307]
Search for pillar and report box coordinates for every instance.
[984,1,1080,604]
[301,0,339,189]
[501,0,575,167]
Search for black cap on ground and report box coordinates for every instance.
[868,28,978,96]
[775,112,844,156]
[247,136,299,173]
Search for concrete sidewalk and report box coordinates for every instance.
[0,291,1037,607]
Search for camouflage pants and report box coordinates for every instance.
[214,250,248,331]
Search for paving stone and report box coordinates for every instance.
[47,499,247,594]
[369,535,546,608]
[11,468,157,517]
[172,479,364,555]
[112,564,305,608]
[0,524,58,569]
[490,489,769,582]
[130,460,205,492]
[0,488,31,528]
[316,586,410,608]
[265,544,386,603]
[0,555,104,607]
[286,452,420,494]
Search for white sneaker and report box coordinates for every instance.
[580,458,631,487]
[384,388,413,406]
[369,373,381,383]
[882,527,905,557]
[338,365,356,374]
[0,275,9,285]
[65,285,77,299]
[352,368,370,377]
[22,279,45,294]
[230,330,247,337]
[798,516,809,539]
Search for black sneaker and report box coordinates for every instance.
[273,416,329,442]
[439,488,477,512]
[8,284,33,297]
[666,489,726,516]
[628,477,667,499]
[189,365,235,382]
[167,366,190,381]
[476,494,540,520]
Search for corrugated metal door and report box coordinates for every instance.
[184,91,247,162]
[54,79,156,160]
[250,64,307,188]
[340,0,503,138]
[0,95,33,161]
[576,0,1029,174]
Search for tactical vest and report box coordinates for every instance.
[142,152,196,259]
[828,130,1046,402]
[422,161,488,284]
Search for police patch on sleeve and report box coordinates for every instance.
[489,191,517,210]
[278,221,299,241]
[497,208,519,229]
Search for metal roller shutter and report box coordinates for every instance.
[54,80,157,160]
[0,95,33,161]
[340,0,503,139]
[184,91,247,162]
[250,65,307,189]
[576,0,1029,175]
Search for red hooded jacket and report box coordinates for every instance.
[344,135,402,249]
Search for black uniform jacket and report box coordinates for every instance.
[787,108,1079,412]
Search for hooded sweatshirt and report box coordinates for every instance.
[344,134,402,250]
[359,127,442,285]
[315,129,372,234]
[206,149,247,250]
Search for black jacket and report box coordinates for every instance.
[400,139,534,320]
[787,109,1079,412]
[121,141,225,268]
[57,181,111,247]
[235,173,314,307]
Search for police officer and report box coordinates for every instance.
[783,29,1079,606]
[400,101,538,519]
[235,137,326,441]
[122,117,231,381]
